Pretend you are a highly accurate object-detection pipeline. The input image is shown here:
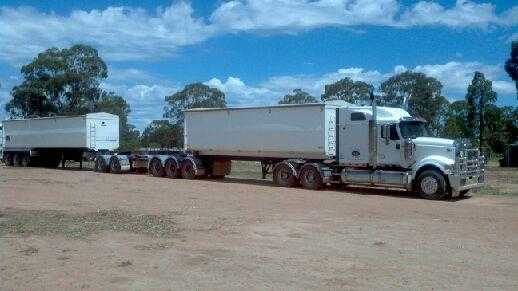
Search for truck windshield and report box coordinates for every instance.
[399,121,430,139]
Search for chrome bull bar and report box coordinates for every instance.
[450,148,485,194]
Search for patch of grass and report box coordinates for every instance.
[230,161,264,179]
[0,209,178,239]
[476,165,518,196]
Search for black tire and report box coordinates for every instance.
[164,159,180,178]
[95,157,108,173]
[299,165,323,190]
[273,163,298,187]
[4,154,14,167]
[110,158,122,174]
[94,158,100,172]
[13,154,22,167]
[21,155,30,167]
[459,189,469,197]
[416,170,448,200]
[181,160,197,179]
[149,158,165,177]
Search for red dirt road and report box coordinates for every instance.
[1,166,517,290]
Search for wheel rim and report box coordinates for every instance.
[167,162,177,177]
[152,160,161,175]
[183,162,195,178]
[112,159,120,172]
[187,164,194,177]
[303,169,316,184]
[278,167,290,182]
[421,176,438,195]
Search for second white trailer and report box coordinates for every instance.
[2,112,119,168]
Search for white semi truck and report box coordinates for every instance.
[1,102,485,200]
[1,112,119,167]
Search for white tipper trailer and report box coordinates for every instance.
[1,112,119,167]
[95,101,483,200]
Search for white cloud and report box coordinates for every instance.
[203,62,515,111]
[0,1,516,65]
[0,2,215,63]
[211,0,517,32]
[210,0,399,32]
[412,61,515,97]
[205,77,273,105]
[400,0,498,28]
[101,69,178,129]
[508,32,518,43]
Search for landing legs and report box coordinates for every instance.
[261,161,273,179]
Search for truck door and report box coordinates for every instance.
[338,109,369,165]
[378,123,402,166]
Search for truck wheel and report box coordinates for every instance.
[181,160,197,179]
[459,189,469,197]
[4,154,14,166]
[149,158,164,177]
[13,154,22,167]
[164,159,180,178]
[110,158,122,174]
[299,165,323,190]
[95,157,108,173]
[21,155,30,167]
[416,170,448,200]
[273,163,298,187]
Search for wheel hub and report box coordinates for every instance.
[421,176,438,194]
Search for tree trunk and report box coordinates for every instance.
[479,101,485,154]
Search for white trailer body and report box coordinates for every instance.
[184,104,337,160]
[2,112,119,151]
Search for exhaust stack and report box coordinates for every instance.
[369,92,378,169]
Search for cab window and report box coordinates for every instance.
[350,112,366,121]
[389,124,399,140]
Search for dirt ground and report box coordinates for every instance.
[1,162,517,290]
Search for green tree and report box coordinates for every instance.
[442,100,470,139]
[278,89,318,104]
[141,120,182,149]
[96,92,140,151]
[428,95,450,135]
[321,77,373,104]
[465,72,497,152]
[483,105,513,154]
[505,41,518,99]
[163,83,226,124]
[5,44,107,117]
[380,71,443,129]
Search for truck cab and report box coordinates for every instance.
[337,105,485,199]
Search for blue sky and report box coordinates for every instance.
[0,0,516,129]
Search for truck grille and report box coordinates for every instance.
[456,148,484,176]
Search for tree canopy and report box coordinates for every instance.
[465,71,497,152]
[505,41,518,99]
[6,44,108,117]
[4,44,141,151]
[163,83,226,123]
[321,77,373,105]
[380,71,443,126]
[278,89,318,104]
[141,120,182,149]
